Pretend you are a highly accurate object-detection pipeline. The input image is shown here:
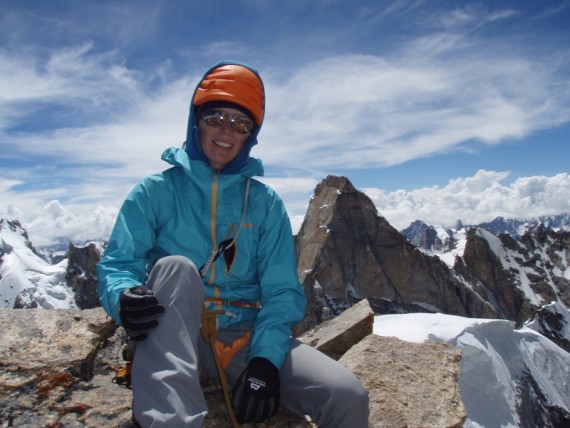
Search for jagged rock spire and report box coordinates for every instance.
[295,176,496,333]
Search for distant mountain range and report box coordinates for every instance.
[295,176,570,328]
[401,213,570,255]
[2,212,570,311]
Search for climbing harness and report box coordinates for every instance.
[200,297,261,426]
[202,299,258,372]
[200,307,242,428]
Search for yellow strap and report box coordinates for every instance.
[203,178,250,280]
[208,175,219,284]
[200,307,242,428]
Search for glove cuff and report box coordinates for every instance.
[249,357,279,375]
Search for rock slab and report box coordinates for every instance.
[340,334,467,427]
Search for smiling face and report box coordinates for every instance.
[198,106,252,171]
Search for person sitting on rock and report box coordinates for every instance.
[97,60,369,427]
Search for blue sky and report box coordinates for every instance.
[1,0,570,245]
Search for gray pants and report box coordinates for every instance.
[132,256,369,427]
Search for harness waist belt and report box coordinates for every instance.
[205,298,261,309]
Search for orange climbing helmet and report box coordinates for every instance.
[193,63,265,126]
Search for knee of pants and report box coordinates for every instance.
[147,255,204,301]
[332,380,369,412]
[152,255,198,273]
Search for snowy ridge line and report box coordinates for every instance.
[1,219,76,309]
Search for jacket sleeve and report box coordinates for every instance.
[96,179,160,324]
[249,190,307,369]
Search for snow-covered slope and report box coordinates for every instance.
[434,225,467,267]
[374,302,570,427]
[0,219,76,309]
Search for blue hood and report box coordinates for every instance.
[183,60,265,175]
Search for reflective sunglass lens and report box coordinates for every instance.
[232,118,254,134]
[202,110,253,134]
[203,115,224,127]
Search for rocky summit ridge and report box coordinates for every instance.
[0,300,468,427]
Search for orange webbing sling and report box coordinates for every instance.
[200,301,255,428]
[202,299,258,369]
[200,306,244,428]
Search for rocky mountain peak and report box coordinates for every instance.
[294,176,496,333]
[298,175,380,237]
[454,226,570,326]
[66,242,104,309]
[401,220,452,252]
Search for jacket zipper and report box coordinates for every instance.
[208,173,219,285]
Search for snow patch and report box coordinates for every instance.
[374,313,570,427]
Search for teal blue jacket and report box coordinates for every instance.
[97,61,306,369]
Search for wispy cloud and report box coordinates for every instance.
[0,42,194,236]
[3,3,568,178]
[424,4,520,30]
[0,44,149,151]
[534,1,570,20]
[258,44,570,171]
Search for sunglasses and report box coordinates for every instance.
[201,109,254,135]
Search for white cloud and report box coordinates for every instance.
[12,77,190,171]
[24,200,117,247]
[364,170,570,230]
[433,5,519,29]
[1,49,195,209]
[258,176,318,199]
[4,170,569,245]
[2,14,569,206]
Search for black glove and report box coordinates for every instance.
[232,357,280,423]
[119,286,165,341]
